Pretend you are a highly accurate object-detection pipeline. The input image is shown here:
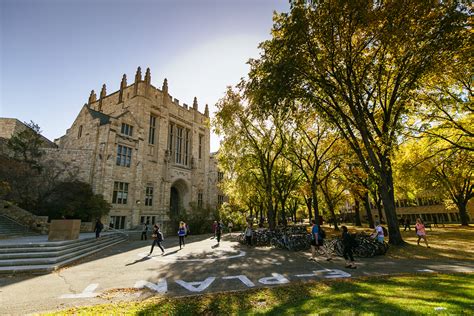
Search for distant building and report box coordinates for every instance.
[351,197,473,225]
[0,118,56,152]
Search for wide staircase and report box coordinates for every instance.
[0,231,128,275]
[0,214,39,239]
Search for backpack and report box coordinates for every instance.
[350,233,359,248]
[157,231,164,242]
[382,226,388,236]
[318,227,326,240]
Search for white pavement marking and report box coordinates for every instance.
[258,273,290,285]
[134,279,168,293]
[417,269,435,272]
[175,277,216,292]
[296,269,351,279]
[222,275,256,287]
[60,284,100,299]
[138,251,246,262]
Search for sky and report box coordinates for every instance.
[0,0,289,152]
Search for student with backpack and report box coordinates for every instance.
[309,220,332,261]
[148,224,165,256]
[341,226,356,269]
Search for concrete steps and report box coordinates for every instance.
[0,232,127,275]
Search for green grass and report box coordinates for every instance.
[45,273,474,315]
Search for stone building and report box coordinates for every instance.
[0,118,56,152]
[54,67,219,230]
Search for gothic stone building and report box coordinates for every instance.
[55,67,219,230]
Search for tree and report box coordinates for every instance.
[214,87,286,229]
[7,121,45,170]
[39,181,111,221]
[246,0,468,244]
[397,138,473,226]
[413,33,473,152]
[282,108,341,222]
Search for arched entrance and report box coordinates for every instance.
[170,187,180,217]
[169,179,189,219]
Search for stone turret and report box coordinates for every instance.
[134,66,142,96]
[144,68,151,85]
[193,97,198,111]
[162,78,168,94]
[98,84,106,111]
[144,68,151,97]
[204,104,209,117]
[118,74,127,103]
[88,90,97,105]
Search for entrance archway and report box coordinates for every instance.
[169,179,189,219]
[170,187,180,217]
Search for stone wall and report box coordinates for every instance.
[0,200,49,234]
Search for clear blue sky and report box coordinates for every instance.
[0,0,289,151]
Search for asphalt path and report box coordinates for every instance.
[0,234,473,315]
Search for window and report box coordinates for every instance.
[112,181,129,204]
[140,215,156,225]
[110,216,126,229]
[185,130,190,165]
[78,125,83,138]
[149,116,156,145]
[121,123,133,136]
[218,195,224,206]
[116,145,132,167]
[218,172,224,182]
[145,186,153,206]
[198,192,203,208]
[199,134,204,159]
[176,126,183,164]
[168,123,174,156]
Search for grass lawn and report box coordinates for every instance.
[45,273,474,315]
[324,224,474,262]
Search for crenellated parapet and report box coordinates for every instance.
[84,67,208,117]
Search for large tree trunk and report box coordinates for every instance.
[457,201,470,226]
[311,188,320,221]
[305,196,313,221]
[354,199,362,226]
[364,192,375,228]
[329,207,339,230]
[267,195,276,230]
[378,161,404,245]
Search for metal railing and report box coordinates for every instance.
[0,214,30,233]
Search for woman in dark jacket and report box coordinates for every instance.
[341,226,356,269]
[148,225,165,256]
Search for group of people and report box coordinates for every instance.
[139,216,430,265]
[143,221,190,256]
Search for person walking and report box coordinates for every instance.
[341,226,356,269]
[415,218,430,248]
[141,222,148,241]
[216,221,223,245]
[211,221,218,239]
[94,219,104,239]
[309,219,319,261]
[178,222,186,249]
[148,224,165,256]
[310,220,332,262]
[228,221,233,234]
[404,217,411,231]
[372,221,385,243]
[244,223,253,247]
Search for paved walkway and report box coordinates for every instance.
[0,234,473,315]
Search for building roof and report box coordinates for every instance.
[87,107,111,125]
